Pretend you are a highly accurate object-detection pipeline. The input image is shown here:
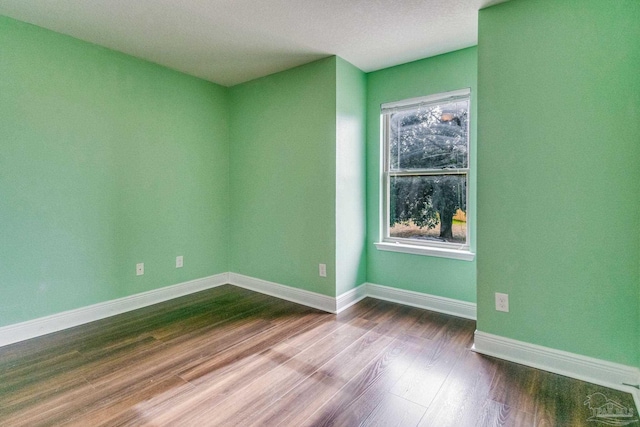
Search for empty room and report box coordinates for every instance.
[0,0,639,425]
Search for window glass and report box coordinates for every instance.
[389,100,469,170]
[382,90,470,249]
[389,175,467,244]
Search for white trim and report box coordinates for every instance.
[227,273,336,313]
[336,284,368,313]
[473,330,640,399]
[226,276,477,320]
[0,273,229,347]
[381,88,471,113]
[365,282,476,320]
[380,89,472,260]
[374,241,475,261]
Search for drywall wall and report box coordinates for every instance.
[477,0,640,367]
[0,16,230,327]
[335,57,367,296]
[366,47,478,302]
[228,58,337,296]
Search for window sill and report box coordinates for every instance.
[374,241,475,261]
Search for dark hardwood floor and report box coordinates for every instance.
[0,285,636,426]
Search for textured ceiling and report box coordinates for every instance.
[0,0,508,86]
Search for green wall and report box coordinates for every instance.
[366,47,478,303]
[335,58,367,295]
[228,58,337,296]
[477,0,640,367]
[0,16,230,327]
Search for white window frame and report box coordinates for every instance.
[375,88,475,261]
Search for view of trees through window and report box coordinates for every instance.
[385,96,469,245]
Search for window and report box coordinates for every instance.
[376,89,474,260]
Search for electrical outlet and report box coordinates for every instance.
[136,263,144,276]
[176,256,183,268]
[319,263,327,277]
[495,292,509,312]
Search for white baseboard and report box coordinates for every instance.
[228,273,337,313]
[365,282,477,320]
[0,273,229,347]
[473,330,640,401]
[224,276,477,319]
[336,284,368,313]
[225,276,477,320]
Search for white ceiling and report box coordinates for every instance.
[0,0,508,87]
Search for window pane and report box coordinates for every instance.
[389,175,467,244]
[389,100,469,170]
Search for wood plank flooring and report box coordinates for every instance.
[0,285,636,426]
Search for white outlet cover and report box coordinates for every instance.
[136,263,144,276]
[495,292,509,312]
[176,256,183,268]
[319,263,327,277]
